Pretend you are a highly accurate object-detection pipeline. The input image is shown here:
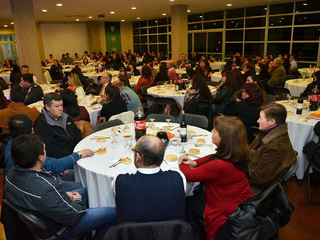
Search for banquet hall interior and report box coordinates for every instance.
[0,0,320,239]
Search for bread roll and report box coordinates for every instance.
[189,148,200,155]
[121,157,132,165]
[196,139,206,145]
[166,155,178,162]
[96,137,107,142]
[96,148,107,155]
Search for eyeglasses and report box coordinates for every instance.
[132,149,139,155]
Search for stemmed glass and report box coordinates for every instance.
[110,127,118,144]
[165,119,172,129]
[149,118,155,129]
[124,136,132,149]
[123,120,129,130]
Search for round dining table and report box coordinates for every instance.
[147,84,217,109]
[276,100,319,180]
[84,71,140,87]
[0,70,11,85]
[284,78,312,97]
[74,122,215,208]
[209,61,226,71]
[298,68,319,78]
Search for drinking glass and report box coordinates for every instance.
[149,118,155,129]
[165,119,172,128]
[123,120,129,130]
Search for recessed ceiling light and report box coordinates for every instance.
[264,8,267,10]
[121,19,125,22]
[131,7,136,10]
[89,16,92,19]
[42,9,47,12]
[199,15,202,18]
[137,17,140,19]
[162,13,167,16]
[187,10,191,13]
[11,22,14,24]
[56,3,63,7]
[110,11,115,14]
[4,25,8,27]
[170,0,174,1]
[76,19,80,21]
[227,4,232,7]
[303,3,308,6]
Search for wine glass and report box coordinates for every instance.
[165,119,172,128]
[149,118,155,129]
[123,120,129,130]
[111,127,118,144]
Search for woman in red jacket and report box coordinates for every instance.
[179,116,254,239]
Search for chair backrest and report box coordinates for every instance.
[109,111,134,124]
[155,97,177,106]
[271,86,291,96]
[94,119,123,132]
[266,94,276,103]
[43,71,52,85]
[104,220,194,240]
[141,93,156,103]
[156,81,170,85]
[140,85,152,94]
[283,160,298,183]
[2,199,64,240]
[74,120,94,138]
[177,113,208,129]
[146,114,175,123]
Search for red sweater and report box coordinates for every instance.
[135,76,155,98]
[180,155,254,240]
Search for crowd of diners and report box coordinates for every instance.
[1,48,314,239]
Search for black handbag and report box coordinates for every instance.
[215,183,294,240]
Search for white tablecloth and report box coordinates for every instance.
[74,122,215,208]
[147,85,217,109]
[0,71,11,85]
[285,79,312,97]
[298,68,319,78]
[84,71,140,87]
[277,101,319,179]
[211,72,222,82]
[209,61,226,70]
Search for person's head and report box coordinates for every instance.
[191,74,213,101]
[274,58,282,67]
[104,85,120,101]
[53,60,58,66]
[71,67,81,76]
[258,103,287,131]
[269,61,274,69]
[259,63,268,74]
[10,85,27,102]
[166,60,175,69]
[289,55,295,62]
[101,72,112,84]
[212,116,249,163]
[244,63,255,73]
[12,64,20,73]
[20,74,34,88]
[180,53,186,61]
[8,115,32,139]
[75,53,79,57]
[187,68,195,79]
[118,75,131,88]
[84,51,88,56]
[246,75,259,84]
[44,93,63,119]
[68,75,82,88]
[66,53,70,57]
[314,71,320,81]
[242,83,264,107]
[128,61,136,70]
[12,134,45,169]
[113,79,125,89]
[60,89,80,117]
[83,58,88,64]
[159,62,167,73]
[49,54,53,58]
[264,55,269,63]
[21,65,29,75]
[199,60,206,68]
[141,65,152,79]
[221,70,236,88]
[134,135,165,168]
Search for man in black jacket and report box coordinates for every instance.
[3,134,116,239]
[34,92,82,158]
[20,73,44,105]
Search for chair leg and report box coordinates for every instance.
[308,171,311,205]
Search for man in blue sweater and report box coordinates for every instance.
[113,135,186,223]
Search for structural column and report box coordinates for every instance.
[171,5,188,62]
[10,0,44,83]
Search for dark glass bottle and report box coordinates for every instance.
[296,92,303,115]
[180,111,187,142]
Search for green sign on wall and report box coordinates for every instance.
[105,22,122,54]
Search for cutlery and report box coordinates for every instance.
[189,134,208,138]
[109,158,123,168]
[194,143,212,147]
[187,153,200,159]
[304,117,311,122]
[90,136,110,139]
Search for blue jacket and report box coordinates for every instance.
[5,138,80,173]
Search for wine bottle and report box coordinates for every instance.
[296,92,303,115]
[180,111,187,142]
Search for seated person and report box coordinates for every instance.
[95,72,112,98]
[176,53,188,68]
[113,135,186,223]
[67,74,85,99]
[302,71,320,97]
[167,60,177,81]
[60,89,90,122]
[20,73,44,105]
[50,59,63,80]
[135,65,155,98]
[3,134,116,240]
[34,93,82,158]
[99,85,127,122]
[126,61,140,76]
[268,58,286,87]
[195,60,212,79]
[248,103,296,191]
[179,116,254,239]
[0,86,40,133]
[70,67,89,91]
[155,62,169,84]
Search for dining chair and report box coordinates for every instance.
[270,86,291,100]
[146,114,175,123]
[104,220,194,240]
[2,199,65,240]
[109,111,134,124]
[177,113,208,130]
[283,160,298,184]
[74,120,94,138]
[94,119,123,132]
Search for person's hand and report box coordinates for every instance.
[236,98,242,102]
[178,154,197,167]
[66,192,82,201]
[79,149,95,158]
[208,72,212,77]
[59,170,68,176]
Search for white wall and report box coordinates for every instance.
[40,23,88,60]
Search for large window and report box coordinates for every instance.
[0,33,18,66]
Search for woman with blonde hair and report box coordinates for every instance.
[67,74,85,98]
[179,116,254,240]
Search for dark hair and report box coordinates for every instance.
[12,64,21,73]
[83,58,88,64]
[141,65,152,79]
[21,65,29,70]
[119,75,131,88]
[213,116,249,163]
[222,70,237,93]
[129,61,136,69]
[260,103,287,126]
[243,83,264,107]
[21,74,34,83]
[315,71,320,81]
[44,92,62,106]
[71,67,81,75]
[12,134,44,169]
[187,68,195,79]
[191,74,213,101]
[135,135,165,166]
[10,85,27,102]
[232,69,244,88]
[8,115,32,139]
[104,85,120,101]
[245,63,255,73]
[60,89,80,118]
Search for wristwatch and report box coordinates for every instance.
[77,151,82,159]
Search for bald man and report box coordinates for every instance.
[113,135,186,223]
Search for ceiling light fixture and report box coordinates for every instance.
[11,22,14,24]
[303,3,308,6]
[76,19,80,21]
[162,13,167,16]
[4,25,8,27]
[137,17,140,19]
[170,0,175,1]
[227,4,232,7]
[131,7,136,10]
[187,10,191,13]
[121,19,125,22]
[56,3,63,7]
[42,9,48,12]
[110,11,115,14]
[89,16,92,19]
